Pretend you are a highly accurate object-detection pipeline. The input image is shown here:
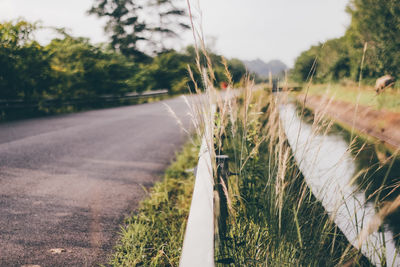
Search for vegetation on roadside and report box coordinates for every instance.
[111,138,200,266]
[0,16,246,120]
[212,88,371,266]
[109,0,400,262]
[299,83,400,112]
[175,8,379,263]
[283,0,400,260]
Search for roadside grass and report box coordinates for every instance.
[300,83,400,112]
[110,137,200,267]
[213,88,371,266]
[111,4,399,265]
[179,13,375,262]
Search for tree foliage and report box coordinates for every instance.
[0,19,246,120]
[0,20,137,103]
[88,0,189,60]
[129,46,247,94]
[292,0,400,84]
[347,0,400,76]
[46,36,135,98]
[0,21,53,100]
[88,0,148,60]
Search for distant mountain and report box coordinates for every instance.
[242,59,288,77]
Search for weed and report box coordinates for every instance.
[110,138,200,267]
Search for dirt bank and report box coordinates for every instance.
[298,94,400,149]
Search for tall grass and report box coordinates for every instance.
[179,44,367,266]
[111,2,399,266]
[209,88,374,266]
[182,4,400,265]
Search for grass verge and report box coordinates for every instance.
[300,83,400,112]
[214,89,371,266]
[110,137,200,266]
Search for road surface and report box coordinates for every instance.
[0,96,191,266]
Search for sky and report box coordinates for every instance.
[0,0,350,67]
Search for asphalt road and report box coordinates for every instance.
[0,96,192,267]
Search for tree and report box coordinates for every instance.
[228,59,247,84]
[292,46,319,83]
[0,20,53,100]
[46,36,136,98]
[137,50,190,94]
[292,1,400,84]
[89,0,147,60]
[88,0,189,61]
[347,0,400,77]
[147,0,190,52]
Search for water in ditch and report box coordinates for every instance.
[279,102,400,267]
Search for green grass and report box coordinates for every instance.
[214,89,371,266]
[302,83,400,112]
[110,138,200,267]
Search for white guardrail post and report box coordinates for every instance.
[180,107,215,267]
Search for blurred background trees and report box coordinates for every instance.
[0,1,247,118]
[46,36,135,99]
[2,0,398,119]
[0,21,53,100]
[88,0,189,61]
[291,0,400,85]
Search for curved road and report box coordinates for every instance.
[0,97,191,266]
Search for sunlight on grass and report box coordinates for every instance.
[111,138,200,266]
[305,84,400,112]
